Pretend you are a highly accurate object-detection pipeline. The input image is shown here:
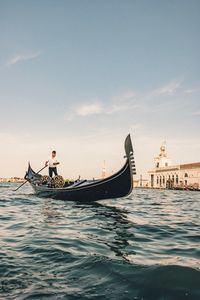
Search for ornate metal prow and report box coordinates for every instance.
[124,134,136,175]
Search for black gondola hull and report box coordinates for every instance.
[31,161,132,201]
[25,134,136,202]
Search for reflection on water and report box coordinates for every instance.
[0,183,200,299]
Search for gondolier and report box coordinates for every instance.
[45,150,60,177]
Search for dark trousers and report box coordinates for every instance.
[49,167,58,178]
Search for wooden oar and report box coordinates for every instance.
[14,165,47,192]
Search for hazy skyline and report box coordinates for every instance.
[0,0,200,179]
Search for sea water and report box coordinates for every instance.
[0,183,200,299]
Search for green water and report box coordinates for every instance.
[0,184,200,299]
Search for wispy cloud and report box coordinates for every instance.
[106,103,130,114]
[76,102,103,116]
[183,88,200,95]
[184,89,196,94]
[66,101,103,121]
[154,79,182,96]
[66,90,138,121]
[111,90,137,102]
[66,78,199,121]
[7,51,42,66]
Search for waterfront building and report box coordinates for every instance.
[0,177,24,183]
[148,143,200,189]
[133,178,149,188]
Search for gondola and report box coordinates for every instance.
[25,134,136,202]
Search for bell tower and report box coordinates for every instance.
[154,142,172,168]
[101,160,106,179]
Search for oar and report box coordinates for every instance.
[14,165,47,192]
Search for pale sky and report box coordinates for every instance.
[0,0,200,179]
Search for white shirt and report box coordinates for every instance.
[48,156,58,168]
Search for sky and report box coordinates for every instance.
[0,0,200,179]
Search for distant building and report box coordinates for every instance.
[101,161,107,179]
[148,143,200,189]
[0,177,24,183]
[133,178,149,188]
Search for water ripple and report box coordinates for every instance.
[0,183,200,299]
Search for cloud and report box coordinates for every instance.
[183,88,200,95]
[154,80,182,96]
[76,102,103,116]
[66,101,103,121]
[65,78,198,121]
[7,51,42,66]
[184,89,197,94]
[107,103,131,114]
[66,90,138,121]
[66,100,138,121]
[107,90,138,114]
[111,90,137,102]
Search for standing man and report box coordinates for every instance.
[45,150,60,178]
